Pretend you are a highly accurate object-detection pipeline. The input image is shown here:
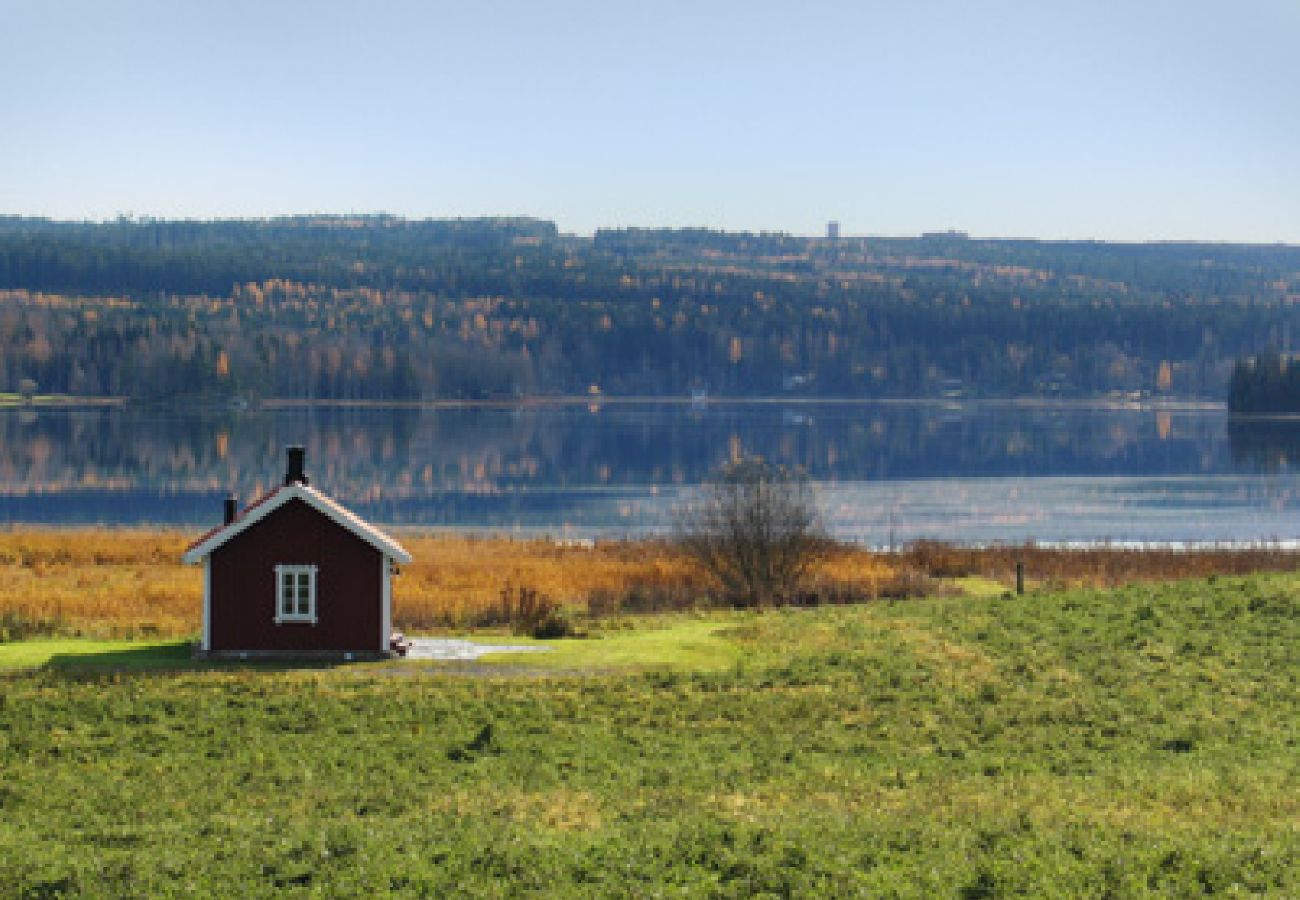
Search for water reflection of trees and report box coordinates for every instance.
[0,405,1235,524]
[1227,419,1300,472]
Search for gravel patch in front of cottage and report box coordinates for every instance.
[403,639,552,661]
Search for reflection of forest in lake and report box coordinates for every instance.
[1227,418,1300,473]
[0,402,1295,542]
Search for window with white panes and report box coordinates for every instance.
[274,564,318,624]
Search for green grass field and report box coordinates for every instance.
[0,618,744,675]
[472,618,747,672]
[1,575,1296,897]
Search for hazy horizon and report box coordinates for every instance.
[6,212,1300,248]
[3,0,1297,243]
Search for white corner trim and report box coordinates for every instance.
[381,556,393,653]
[201,558,211,652]
[182,483,412,565]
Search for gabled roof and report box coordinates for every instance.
[182,483,412,565]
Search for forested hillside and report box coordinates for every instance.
[1,215,1297,401]
[1227,350,1300,414]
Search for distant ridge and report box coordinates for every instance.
[0,216,1296,403]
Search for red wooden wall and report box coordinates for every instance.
[209,498,383,654]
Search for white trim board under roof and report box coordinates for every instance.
[182,483,413,565]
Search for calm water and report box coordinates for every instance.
[1,400,1298,545]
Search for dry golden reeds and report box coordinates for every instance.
[3,529,1295,640]
[898,540,1300,589]
[0,530,898,637]
[0,530,196,639]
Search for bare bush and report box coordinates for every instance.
[678,458,828,607]
[498,583,573,638]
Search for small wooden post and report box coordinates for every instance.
[1015,562,1025,596]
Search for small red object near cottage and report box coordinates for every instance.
[182,446,412,660]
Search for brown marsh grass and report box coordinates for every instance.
[899,539,1300,589]
[0,530,196,639]
[392,535,707,629]
[1,529,1297,639]
[0,530,896,638]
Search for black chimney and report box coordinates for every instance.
[285,445,308,486]
[223,494,238,525]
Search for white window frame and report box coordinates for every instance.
[273,564,318,624]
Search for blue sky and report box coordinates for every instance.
[2,0,1297,241]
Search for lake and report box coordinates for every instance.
[1,400,1298,546]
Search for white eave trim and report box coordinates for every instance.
[181,483,412,565]
[381,555,392,654]
[201,558,211,652]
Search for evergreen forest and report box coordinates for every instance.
[1227,351,1300,414]
[1,215,1298,402]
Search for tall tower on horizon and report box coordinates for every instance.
[826,221,841,241]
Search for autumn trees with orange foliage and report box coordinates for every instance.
[0,216,1297,402]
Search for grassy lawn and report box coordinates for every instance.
[950,574,1008,597]
[474,617,747,671]
[1,574,1296,896]
[0,618,744,675]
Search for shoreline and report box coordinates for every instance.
[0,394,124,409]
[2,393,1227,412]
[0,523,1295,554]
[258,395,1228,412]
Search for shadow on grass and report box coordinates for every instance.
[34,642,353,677]
[45,642,197,671]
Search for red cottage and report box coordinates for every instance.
[182,446,412,659]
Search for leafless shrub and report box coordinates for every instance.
[677,457,828,608]
[498,583,573,638]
